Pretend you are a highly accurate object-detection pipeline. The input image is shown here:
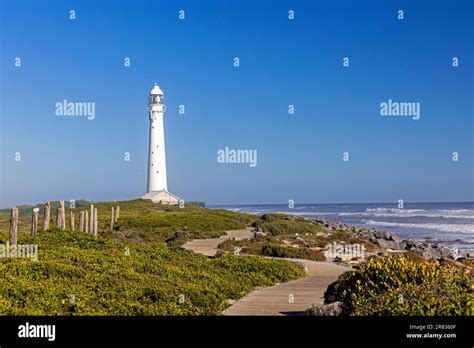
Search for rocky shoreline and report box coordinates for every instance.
[308,217,470,261]
[304,217,473,316]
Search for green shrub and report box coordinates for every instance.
[261,243,325,261]
[209,209,257,225]
[115,211,246,244]
[258,220,322,236]
[324,255,473,315]
[327,230,351,242]
[260,213,288,222]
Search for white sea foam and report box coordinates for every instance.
[275,211,336,216]
[366,208,424,213]
[338,208,474,219]
[234,210,337,216]
[362,219,474,234]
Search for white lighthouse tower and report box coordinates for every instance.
[142,83,179,204]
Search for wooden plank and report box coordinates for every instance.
[224,260,351,316]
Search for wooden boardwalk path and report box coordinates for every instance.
[224,259,350,316]
[181,228,254,257]
[182,228,351,316]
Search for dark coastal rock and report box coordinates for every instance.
[420,247,442,260]
[376,238,402,250]
[452,238,471,245]
[390,234,402,243]
[368,235,378,244]
[398,241,407,250]
[439,246,455,258]
[375,231,391,240]
[405,239,421,249]
[306,218,467,261]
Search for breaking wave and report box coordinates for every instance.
[362,219,474,234]
[339,208,474,219]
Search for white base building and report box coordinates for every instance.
[142,190,180,204]
[141,84,180,205]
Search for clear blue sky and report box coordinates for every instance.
[1,0,473,207]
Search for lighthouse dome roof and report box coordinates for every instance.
[150,83,163,96]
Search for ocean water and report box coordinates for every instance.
[209,202,474,253]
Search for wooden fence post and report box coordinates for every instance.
[43,202,51,230]
[115,206,120,222]
[60,200,66,230]
[57,207,63,230]
[89,205,94,234]
[70,211,75,231]
[79,211,84,232]
[110,207,115,229]
[93,208,98,237]
[85,210,89,233]
[9,207,19,246]
[31,208,39,236]
[56,200,66,230]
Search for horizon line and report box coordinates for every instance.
[1,199,473,210]
[207,201,474,206]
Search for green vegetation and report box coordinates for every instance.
[261,243,326,261]
[219,238,325,262]
[324,254,474,315]
[8,199,253,247]
[256,214,323,236]
[218,213,353,261]
[116,211,246,244]
[0,200,305,315]
[5,199,468,316]
[254,214,351,247]
[110,203,257,247]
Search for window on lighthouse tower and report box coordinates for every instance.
[149,95,160,104]
[150,95,161,104]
